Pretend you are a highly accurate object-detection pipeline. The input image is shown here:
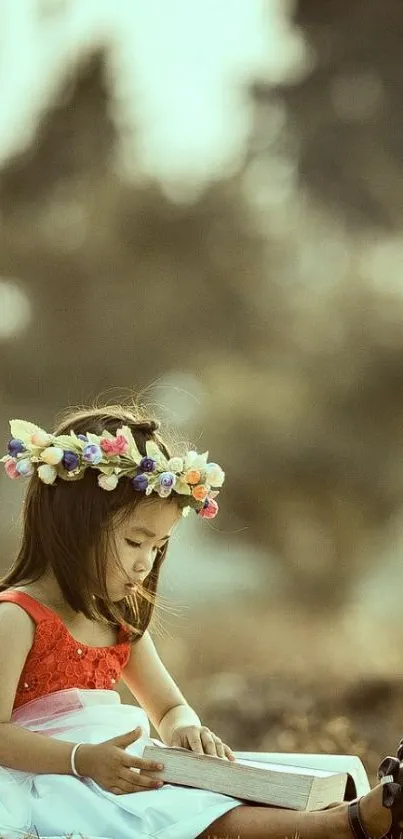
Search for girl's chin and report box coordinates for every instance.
[92,583,138,603]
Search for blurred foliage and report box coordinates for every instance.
[284,0,403,229]
[2,1,403,616]
[194,670,403,787]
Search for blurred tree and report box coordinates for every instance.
[2,9,403,615]
[281,0,403,229]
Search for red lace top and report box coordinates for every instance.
[0,590,131,710]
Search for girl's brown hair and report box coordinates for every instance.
[0,403,187,642]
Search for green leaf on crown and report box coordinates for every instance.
[85,432,102,445]
[97,464,119,476]
[100,430,115,441]
[10,419,46,443]
[118,425,144,464]
[54,434,81,450]
[174,478,191,495]
[145,440,168,466]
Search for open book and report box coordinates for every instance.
[143,744,370,811]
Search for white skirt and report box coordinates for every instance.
[0,688,248,839]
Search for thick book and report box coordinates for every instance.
[142,744,369,811]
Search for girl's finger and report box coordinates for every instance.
[224,744,237,761]
[200,729,220,757]
[110,779,139,795]
[212,739,227,759]
[124,754,163,772]
[121,768,162,790]
[186,731,205,755]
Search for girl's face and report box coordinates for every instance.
[105,499,182,601]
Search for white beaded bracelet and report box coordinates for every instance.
[70,742,85,777]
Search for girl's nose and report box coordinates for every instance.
[134,553,154,575]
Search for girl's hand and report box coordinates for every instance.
[169,725,236,761]
[74,727,165,795]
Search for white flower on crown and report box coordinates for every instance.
[184,450,209,470]
[205,462,225,487]
[157,485,173,498]
[98,474,119,491]
[41,446,64,466]
[167,457,184,473]
[31,431,53,447]
[37,464,57,484]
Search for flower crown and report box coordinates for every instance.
[1,420,225,519]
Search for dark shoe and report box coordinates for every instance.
[348,756,403,839]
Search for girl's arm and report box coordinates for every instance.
[0,722,76,774]
[157,703,202,744]
[121,629,201,741]
[0,602,76,774]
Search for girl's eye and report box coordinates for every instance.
[125,539,165,553]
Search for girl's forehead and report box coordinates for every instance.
[123,501,181,534]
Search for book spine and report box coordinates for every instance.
[306,776,315,811]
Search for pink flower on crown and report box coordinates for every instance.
[198,498,219,519]
[4,457,20,479]
[100,435,128,456]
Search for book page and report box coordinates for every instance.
[233,752,370,797]
[234,758,337,778]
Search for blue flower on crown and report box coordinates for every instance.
[131,474,149,492]
[8,438,26,457]
[82,444,102,465]
[139,457,156,473]
[159,472,176,490]
[62,451,80,471]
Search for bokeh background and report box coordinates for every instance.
[1,0,403,786]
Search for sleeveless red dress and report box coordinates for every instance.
[0,590,131,710]
[0,593,245,839]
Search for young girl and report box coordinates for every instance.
[0,403,401,839]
